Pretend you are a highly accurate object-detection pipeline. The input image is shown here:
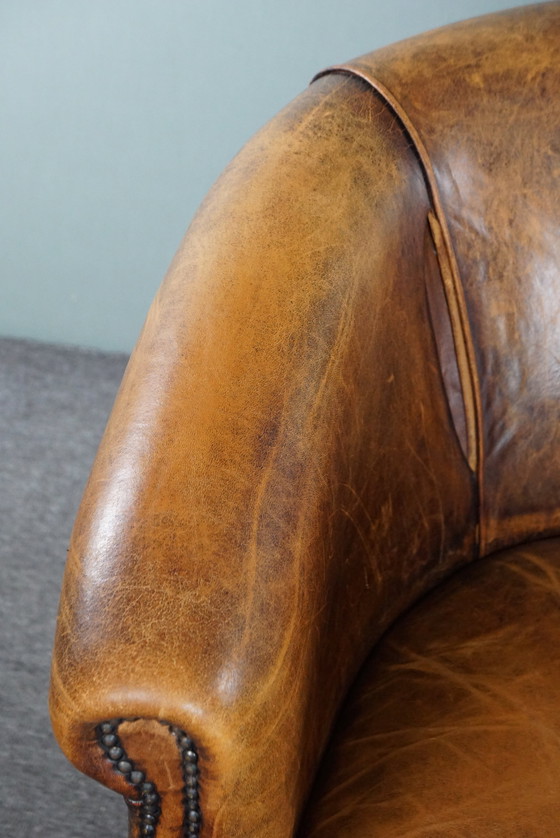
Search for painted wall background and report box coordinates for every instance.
[1,0,540,352]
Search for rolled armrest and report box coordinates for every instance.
[51,72,475,838]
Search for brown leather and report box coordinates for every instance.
[118,720,186,837]
[49,4,560,837]
[300,536,560,838]
[318,0,560,555]
[50,71,474,838]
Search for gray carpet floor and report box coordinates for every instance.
[1,337,129,835]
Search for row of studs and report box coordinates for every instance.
[165,724,202,836]
[97,719,201,837]
[97,719,161,836]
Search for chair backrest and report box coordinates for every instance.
[318,0,560,555]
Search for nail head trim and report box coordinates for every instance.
[96,718,202,837]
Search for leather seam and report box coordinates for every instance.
[312,65,485,552]
[426,209,476,468]
[96,718,202,837]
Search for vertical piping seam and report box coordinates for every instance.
[427,209,476,469]
[312,65,485,555]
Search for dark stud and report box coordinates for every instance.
[102,734,117,747]
[188,810,201,823]
[143,792,158,805]
[179,735,193,750]
[184,749,198,763]
[142,804,160,815]
[141,826,155,837]
[117,760,133,774]
[187,823,200,835]
[99,722,115,734]
[184,763,198,776]
[184,775,197,788]
[108,747,123,761]
[142,813,157,825]
[185,787,198,800]
[141,782,155,794]
[130,770,145,785]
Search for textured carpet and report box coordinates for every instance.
[0,337,128,836]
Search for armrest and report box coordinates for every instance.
[50,72,475,838]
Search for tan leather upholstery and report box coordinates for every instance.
[301,537,560,837]
[50,4,560,837]
[319,0,560,555]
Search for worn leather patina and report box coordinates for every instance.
[319,0,560,554]
[50,4,560,837]
[301,537,560,837]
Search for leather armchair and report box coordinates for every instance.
[50,4,560,836]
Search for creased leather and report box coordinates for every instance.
[50,70,474,837]
[318,1,560,554]
[50,4,560,836]
[300,537,560,838]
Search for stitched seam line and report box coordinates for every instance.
[97,718,202,837]
[312,65,484,552]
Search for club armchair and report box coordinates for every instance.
[50,3,560,836]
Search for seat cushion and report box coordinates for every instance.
[300,537,560,837]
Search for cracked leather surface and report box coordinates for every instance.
[300,537,560,838]
[50,71,474,838]
[325,1,560,554]
[50,4,560,837]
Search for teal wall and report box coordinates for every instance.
[1,0,539,352]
